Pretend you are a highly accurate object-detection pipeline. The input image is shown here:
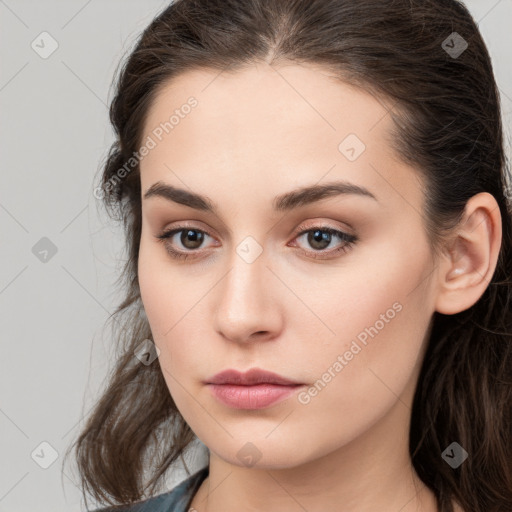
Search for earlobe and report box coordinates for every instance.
[434,192,502,315]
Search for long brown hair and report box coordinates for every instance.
[64,1,512,510]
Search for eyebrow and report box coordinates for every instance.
[143,180,377,213]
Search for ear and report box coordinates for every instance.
[434,192,502,315]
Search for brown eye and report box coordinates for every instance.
[306,229,333,250]
[179,229,205,250]
[291,225,358,260]
[156,226,216,260]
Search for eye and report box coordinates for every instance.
[290,225,357,259]
[155,226,216,260]
[155,223,358,261]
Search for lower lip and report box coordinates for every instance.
[207,383,303,409]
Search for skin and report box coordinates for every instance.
[137,61,501,512]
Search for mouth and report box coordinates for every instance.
[204,367,305,409]
[205,367,303,386]
[206,382,304,409]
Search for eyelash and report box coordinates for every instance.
[155,223,358,261]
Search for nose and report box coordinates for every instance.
[213,248,283,345]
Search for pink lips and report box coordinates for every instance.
[205,368,304,409]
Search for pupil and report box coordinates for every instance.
[309,230,331,250]
[181,229,203,249]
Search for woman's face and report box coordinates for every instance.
[137,62,440,469]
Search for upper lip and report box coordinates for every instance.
[205,368,303,386]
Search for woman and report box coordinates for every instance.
[68,0,512,511]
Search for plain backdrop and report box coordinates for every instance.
[1,1,511,511]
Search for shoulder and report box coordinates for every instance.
[90,466,209,512]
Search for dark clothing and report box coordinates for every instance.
[92,466,208,512]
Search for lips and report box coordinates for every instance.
[204,368,305,409]
[205,367,303,386]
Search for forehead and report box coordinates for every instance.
[139,62,423,212]
[142,61,392,150]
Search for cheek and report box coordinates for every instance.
[289,294,430,458]
[138,267,196,420]
[138,235,202,340]
[286,241,434,436]
[137,239,214,399]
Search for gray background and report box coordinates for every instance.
[0,1,510,511]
